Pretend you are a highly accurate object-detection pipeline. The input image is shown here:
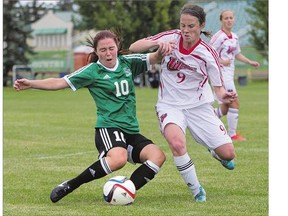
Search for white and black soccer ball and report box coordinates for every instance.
[103,176,136,205]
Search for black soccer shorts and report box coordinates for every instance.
[95,128,154,164]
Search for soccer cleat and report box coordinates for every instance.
[231,134,246,141]
[220,159,235,170]
[208,149,235,170]
[194,185,206,203]
[50,180,73,203]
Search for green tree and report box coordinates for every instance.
[74,0,186,49]
[3,0,46,86]
[55,0,75,11]
[246,0,268,60]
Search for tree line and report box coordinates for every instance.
[3,0,268,86]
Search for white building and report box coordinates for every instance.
[26,10,97,73]
[29,10,73,51]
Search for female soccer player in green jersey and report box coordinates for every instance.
[14,30,166,203]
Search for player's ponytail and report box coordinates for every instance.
[201,31,212,38]
[86,34,98,63]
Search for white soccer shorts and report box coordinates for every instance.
[156,103,232,150]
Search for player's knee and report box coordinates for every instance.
[142,145,166,167]
[117,154,128,167]
[226,151,235,161]
[222,149,236,161]
[215,144,235,161]
[170,141,186,155]
[154,150,166,167]
[110,153,127,170]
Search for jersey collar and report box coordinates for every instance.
[97,59,119,71]
[179,36,201,55]
[221,29,233,39]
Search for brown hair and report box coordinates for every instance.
[219,10,235,21]
[86,30,128,63]
[180,3,212,38]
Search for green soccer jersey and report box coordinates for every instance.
[64,54,150,134]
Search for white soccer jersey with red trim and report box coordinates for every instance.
[209,29,241,82]
[146,29,223,109]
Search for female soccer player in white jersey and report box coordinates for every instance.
[14,30,166,203]
[209,10,260,141]
[129,4,237,202]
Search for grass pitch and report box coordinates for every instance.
[3,80,268,216]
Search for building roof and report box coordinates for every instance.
[32,10,72,29]
[33,28,67,35]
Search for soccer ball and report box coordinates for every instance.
[103,176,136,205]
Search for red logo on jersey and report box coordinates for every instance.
[167,57,197,72]
[160,113,168,123]
[227,46,237,54]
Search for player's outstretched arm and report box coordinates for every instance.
[130,38,176,55]
[235,53,260,68]
[129,39,158,53]
[14,78,69,91]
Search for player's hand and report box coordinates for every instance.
[250,61,260,68]
[14,79,32,91]
[157,41,176,56]
[220,58,231,66]
[220,91,238,104]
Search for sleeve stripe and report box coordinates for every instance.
[64,76,76,91]
[123,54,147,61]
[65,63,94,91]
[146,29,179,40]
[66,63,94,79]
[200,41,221,70]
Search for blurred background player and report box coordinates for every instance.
[209,10,260,141]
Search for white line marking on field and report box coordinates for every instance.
[36,151,96,160]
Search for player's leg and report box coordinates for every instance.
[227,100,239,137]
[127,134,165,190]
[227,99,246,141]
[186,104,236,170]
[214,102,229,118]
[208,143,236,170]
[157,105,205,202]
[213,93,228,118]
[50,128,127,203]
[225,81,246,141]
[164,123,206,202]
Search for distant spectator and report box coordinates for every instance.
[147,64,160,88]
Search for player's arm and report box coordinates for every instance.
[207,50,237,104]
[129,39,175,56]
[235,53,260,67]
[129,39,158,52]
[148,43,166,65]
[218,58,231,66]
[14,78,69,91]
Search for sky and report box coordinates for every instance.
[19,0,57,5]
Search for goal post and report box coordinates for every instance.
[12,65,34,84]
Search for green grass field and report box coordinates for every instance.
[3,80,268,216]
